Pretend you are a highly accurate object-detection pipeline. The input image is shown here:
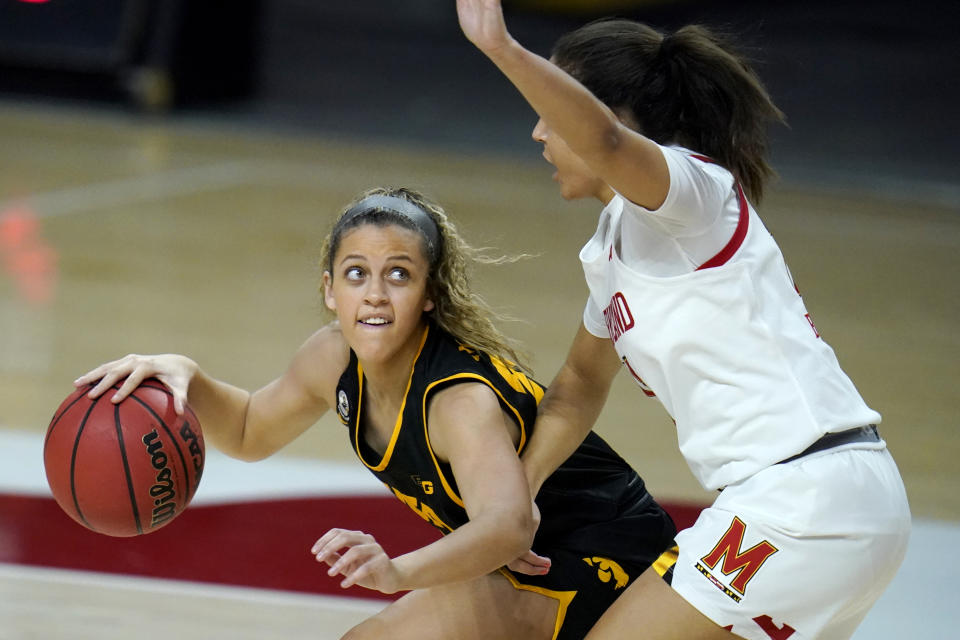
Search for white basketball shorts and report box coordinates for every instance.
[666,446,911,640]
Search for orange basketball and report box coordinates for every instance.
[43,379,204,537]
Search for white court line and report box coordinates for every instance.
[0,428,387,502]
[0,154,541,223]
[1,160,253,219]
[6,136,954,232]
[0,561,385,612]
[0,561,387,640]
[2,100,957,216]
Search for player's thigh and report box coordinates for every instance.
[585,567,733,640]
[341,571,559,640]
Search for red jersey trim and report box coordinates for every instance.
[688,154,750,271]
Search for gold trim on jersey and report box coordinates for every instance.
[354,326,431,472]
[499,567,576,640]
[421,373,530,508]
[487,354,545,406]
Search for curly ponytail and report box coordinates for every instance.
[553,20,785,202]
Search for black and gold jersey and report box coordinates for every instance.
[335,322,676,640]
[335,322,543,534]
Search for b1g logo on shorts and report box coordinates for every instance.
[696,516,778,603]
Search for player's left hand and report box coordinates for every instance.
[456,0,513,55]
[311,528,403,594]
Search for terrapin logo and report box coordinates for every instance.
[337,390,350,424]
[583,556,629,589]
[141,429,177,528]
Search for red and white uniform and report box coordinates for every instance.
[579,145,910,639]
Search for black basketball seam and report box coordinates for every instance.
[45,388,93,452]
[69,395,105,531]
[115,403,144,535]
[128,392,194,509]
[138,380,203,431]
[138,380,204,499]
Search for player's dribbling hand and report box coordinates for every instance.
[74,353,197,415]
[312,528,404,594]
[456,0,513,55]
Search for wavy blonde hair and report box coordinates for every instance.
[319,187,531,371]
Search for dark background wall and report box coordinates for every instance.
[1,0,957,201]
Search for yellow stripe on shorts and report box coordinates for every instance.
[651,545,679,578]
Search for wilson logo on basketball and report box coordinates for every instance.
[180,420,204,480]
[142,429,178,528]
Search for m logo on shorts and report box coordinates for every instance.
[697,516,778,601]
[582,556,629,589]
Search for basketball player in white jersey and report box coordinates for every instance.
[457,1,911,638]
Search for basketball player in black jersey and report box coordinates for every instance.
[76,187,675,640]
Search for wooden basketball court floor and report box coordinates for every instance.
[0,101,957,638]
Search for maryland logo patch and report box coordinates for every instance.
[696,516,778,603]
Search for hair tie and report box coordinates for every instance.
[340,195,441,261]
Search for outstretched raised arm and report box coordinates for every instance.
[456,0,669,209]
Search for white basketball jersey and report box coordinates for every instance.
[581,146,881,490]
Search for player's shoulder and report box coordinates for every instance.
[421,332,498,405]
[430,376,498,406]
[300,320,349,355]
[427,377,503,433]
[663,145,735,188]
[289,321,351,390]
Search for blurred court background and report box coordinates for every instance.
[0,0,957,638]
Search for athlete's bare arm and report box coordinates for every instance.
[456,0,670,209]
[74,323,347,461]
[423,382,537,574]
[522,324,622,495]
[314,381,536,594]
